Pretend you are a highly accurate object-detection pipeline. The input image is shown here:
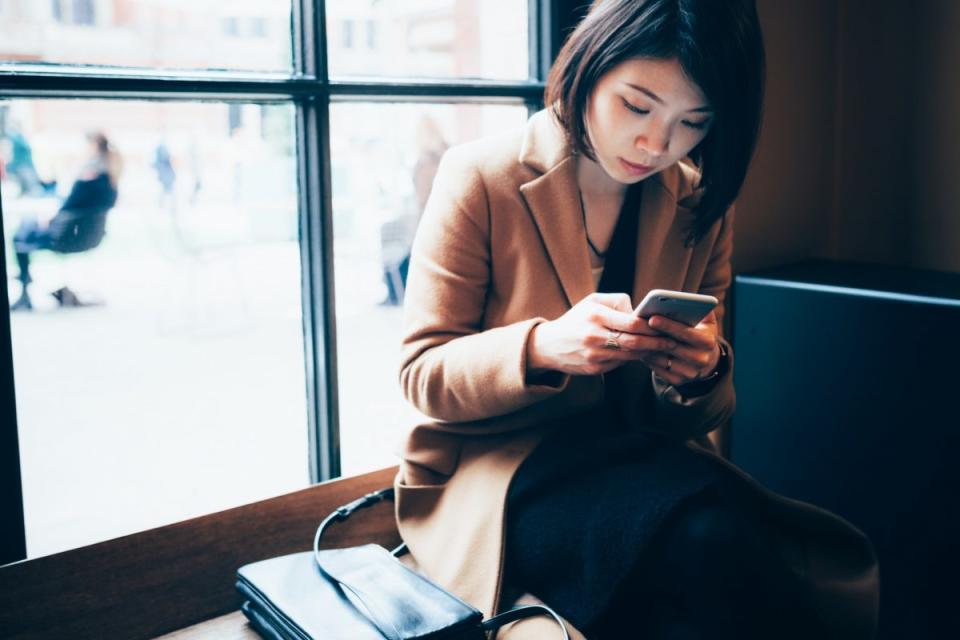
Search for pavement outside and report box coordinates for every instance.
[4,191,423,558]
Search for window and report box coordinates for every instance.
[366,19,376,50]
[0,0,550,565]
[252,17,268,38]
[2,99,304,557]
[1,0,292,72]
[329,102,530,474]
[222,16,240,38]
[325,0,529,80]
[72,0,94,26]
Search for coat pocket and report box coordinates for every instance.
[399,424,465,480]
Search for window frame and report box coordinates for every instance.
[0,0,574,565]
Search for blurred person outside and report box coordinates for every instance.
[187,137,203,206]
[379,115,448,306]
[2,125,56,198]
[10,131,122,311]
[152,139,177,211]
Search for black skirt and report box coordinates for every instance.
[502,412,727,632]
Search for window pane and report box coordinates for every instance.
[329,102,529,475]
[1,99,307,557]
[0,1,292,72]
[326,0,529,80]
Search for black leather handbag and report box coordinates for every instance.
[236,488,569,639]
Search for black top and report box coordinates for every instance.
[61,172,118,214]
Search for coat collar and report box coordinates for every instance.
[517,109,694,307]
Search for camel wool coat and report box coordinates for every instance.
[394,109,879,638]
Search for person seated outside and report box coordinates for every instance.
[10,131,122,311]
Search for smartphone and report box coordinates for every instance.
[634,289,718,327]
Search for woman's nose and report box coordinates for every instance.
[635,125,670,159]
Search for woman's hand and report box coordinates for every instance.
[641,311,722,386]
[527,293,678,377]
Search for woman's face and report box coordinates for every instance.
[584,57,713,184]
[87,137,101,157]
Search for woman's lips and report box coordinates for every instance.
[619,157,654,176]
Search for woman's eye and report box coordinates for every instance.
[621,99,649,115]
[682,119,710,131]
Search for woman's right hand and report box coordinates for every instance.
[526,292,678,376]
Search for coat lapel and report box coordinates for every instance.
[519,157,595,307]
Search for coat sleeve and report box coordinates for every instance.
[651,206,736,439]
[399,149,569,423]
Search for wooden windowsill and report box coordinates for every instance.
[0,466,401,640]
[154,611,256,639]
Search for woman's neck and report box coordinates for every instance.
[576,154,626,200]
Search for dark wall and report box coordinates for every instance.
[829,0,918,267]
[912,1,960,272]
[741,0,956,276]
[736,0,840,273]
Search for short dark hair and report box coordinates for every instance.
[546,0,765,246]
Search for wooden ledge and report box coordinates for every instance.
[0,466,401,640]
[154,611,255,639]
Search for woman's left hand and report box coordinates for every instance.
[642,311,722,386]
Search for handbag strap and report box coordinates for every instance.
[480,605,570,638]
[313,488,397,551]
[314,488,570,640]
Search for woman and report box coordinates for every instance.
[395,1,878,638]
[10,131,121,311]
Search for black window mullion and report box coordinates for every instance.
[292,0,307,77]
[0,69,543,104]
[531,0,553,83]
[328,78,543,103]
[296,94,340,483]
[0,68,321,100]
[0,193,27,566]
[296,0,339,482]
[529,0,552,118]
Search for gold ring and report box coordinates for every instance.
[604,329,622,349]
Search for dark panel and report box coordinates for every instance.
[0,184,27,566]
[731,260,960,640]
[0,466,400,640]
